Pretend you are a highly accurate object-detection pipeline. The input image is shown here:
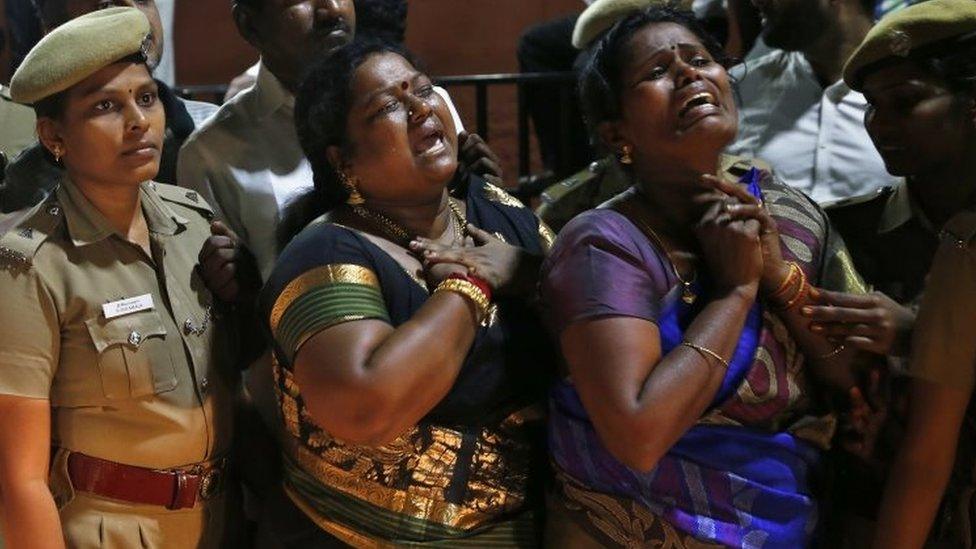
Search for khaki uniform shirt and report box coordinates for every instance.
[0,85,36,163]
[0,179,236,470]
[826,182,938,306]
[910,209,976,391]
[535,157,630,233]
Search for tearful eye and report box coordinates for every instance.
[646,66,668,80]
[94,100,115,112]
[417,85,435,97]
[138,92,158,106]
[380,100,400,115]
[691,56,711,67]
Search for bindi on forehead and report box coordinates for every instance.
[400,81,409,91]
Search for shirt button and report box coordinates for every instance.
[183,319,195,335]
[200,377,210,394]
[128,331,142,347]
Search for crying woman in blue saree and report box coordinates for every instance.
[539,6,871,548]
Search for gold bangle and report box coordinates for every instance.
[774,267,809,311]
[770,262,802,301]
[434,278,492,325]
[681,341,730,370]
[817,344,846,360]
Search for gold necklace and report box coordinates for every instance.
[639,218,697,304]
[627,211,697,305]
[447,199,467,239]
[350,199,465,246]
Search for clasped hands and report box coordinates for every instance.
[701,175,912,358]
[409,223,543,298]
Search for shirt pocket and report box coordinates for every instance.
[84,311,178,400]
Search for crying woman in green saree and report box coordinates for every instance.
[257,39,557,547]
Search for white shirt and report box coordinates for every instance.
[727,50,900,203]
[154,0,176,86]
[178,63,310,279]
[178,62,464,279]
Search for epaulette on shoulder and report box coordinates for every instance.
[151,181,214,220]
[539,160,608,205]
[0,197,63,270]
[823,186,893,212]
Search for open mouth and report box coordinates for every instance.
[678,92,719,119]
[415,128,446,156]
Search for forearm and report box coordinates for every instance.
[874,451,955,549]
[761,260,860,389]
[776,305,859,388]
[873,379,969,549]
[1,480,64,549]
[616,286,756,468]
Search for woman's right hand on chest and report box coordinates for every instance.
[694,195,763,297]
[412,225,539,296]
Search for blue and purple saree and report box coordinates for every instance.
[540,158,865,548]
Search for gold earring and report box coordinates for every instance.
[52,147,63,164]
[340,171,365,205]
[619,145,633,165]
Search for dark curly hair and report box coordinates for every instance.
[578,3,733,141]
[278,37,417,250]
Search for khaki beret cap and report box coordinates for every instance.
[572,0,695,49]
[844,0,976,91]
[10,7,151,105]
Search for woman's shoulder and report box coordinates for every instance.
[730,156,828,230]
[0,194,66,272]
[463,174,550,250]
[266,222,376,292]
[149,181,215,223]
[742,160,822,214]
[467,176,528,210]
[551,207,647,257]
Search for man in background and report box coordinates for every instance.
[726,0,899,203]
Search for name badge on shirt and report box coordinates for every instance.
[102,294,155,319]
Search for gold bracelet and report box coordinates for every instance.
[770,262,802,302]
[434,278,492,325]
[817,344,846,360]
[774,267,809,311]
[681,341,730,370]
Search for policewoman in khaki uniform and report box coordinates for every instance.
[0,9,236,548]
[835,0,976,547]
